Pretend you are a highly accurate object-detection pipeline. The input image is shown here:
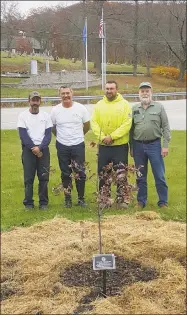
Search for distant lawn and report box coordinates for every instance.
[1,87,60,98]
[1,73,186,100]
[1,52,185,101]
[1,130,186,231]
[0,85,103,98]
[1,52,93,72]
[107,63,146,74]
[1,77,24,84]
[1,51,146,73]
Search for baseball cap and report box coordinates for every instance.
[29,91,41,99]
[139,82,152,89]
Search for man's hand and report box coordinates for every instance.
[161,147,169,157]
[31,146,43,158]
[102,135,113,145]
[83,121,90,135]
[31,146,40,155]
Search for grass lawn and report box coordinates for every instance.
[1,51,146,73]
[1,130,186,231]
[1,77,24,84]
[1,86,104,99]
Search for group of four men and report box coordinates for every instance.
[17,81,170,210]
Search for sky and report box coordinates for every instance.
[17,1,78,17]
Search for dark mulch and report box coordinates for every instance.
[1,259,22,301]
[60,255,158,314]
[1,281,21,301]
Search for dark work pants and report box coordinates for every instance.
[22,146,50,206]
[98,144,129,191]
[56,141,86,200]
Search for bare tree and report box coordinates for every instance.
[81,0,86,68]
[154,0,186,81]
[132,0,139,76]
[144,0,153,76]
[1,1,22,57]
[88,1,106,75]
[24,7,56,55]
[10,0,185,77]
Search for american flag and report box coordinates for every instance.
[99,18,104,38]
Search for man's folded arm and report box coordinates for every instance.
[18,127,35,149]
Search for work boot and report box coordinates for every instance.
[159,203,168,208]
[64,196,72,208]
[116,202,128,210]
[39,205,48,210]
[135,202,144,209]
[25,204,34,210]
[76,198,88,208]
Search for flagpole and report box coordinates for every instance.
[101,7,104,90]
[85,17,88,91]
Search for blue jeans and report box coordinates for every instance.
[132,139,168,207]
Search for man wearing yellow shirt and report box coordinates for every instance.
[91,80,132,208]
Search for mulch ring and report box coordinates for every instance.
[1,259,23,302]
[60,255,158,314]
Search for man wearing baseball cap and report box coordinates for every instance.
[17,91,53,210]
[130,82,171,209]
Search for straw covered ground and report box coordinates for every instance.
[1,211,186,315]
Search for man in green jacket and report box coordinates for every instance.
[91,80,132,208]
[130,82,171,208]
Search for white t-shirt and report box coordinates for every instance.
[50,102,90,146]
[17,109,53,145]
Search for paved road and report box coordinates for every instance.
[1,99,186,130]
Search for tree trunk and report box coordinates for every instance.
[94,39,102,75]
[92,1,104,75]
[8,50,12,58]
[132,48,138,76]
[146,50,152,77]
[132,0,139,76]
[114,47,118,64]
[178,61,186,81]
[145,0,152,77]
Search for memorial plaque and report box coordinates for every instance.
[93,254,116,270]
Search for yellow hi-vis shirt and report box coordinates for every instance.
[91,93,132,145]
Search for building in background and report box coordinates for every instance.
[1,36,41,54]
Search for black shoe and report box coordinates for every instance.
[159,203,168,208]
[39,205,48,210]
[25,205,34,210]
[76,199,88,208]
[65,199,72,208]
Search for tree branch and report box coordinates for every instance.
[157,22,183,63]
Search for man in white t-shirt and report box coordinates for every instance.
[51,86,90,208]
[17,91,53,210]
